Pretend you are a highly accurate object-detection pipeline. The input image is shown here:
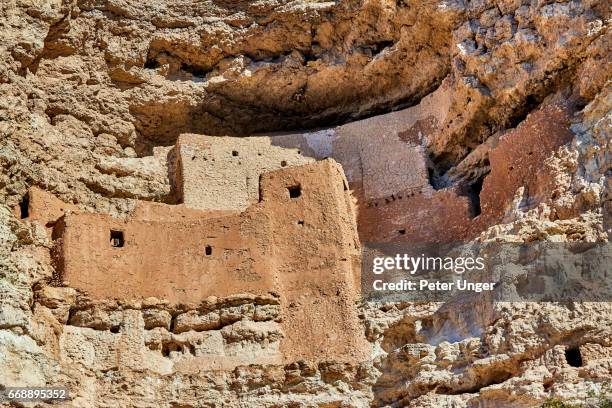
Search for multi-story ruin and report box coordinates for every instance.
[3,0,609,404]
[11,76,606,406]
[18,80,577,375]
[26,159,368,367]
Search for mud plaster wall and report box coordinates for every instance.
[166,85,458,242]
[53,160,368,364]
[264,81,475,243]
[266,85,579,243]
[175,134,314,210]
[56,211,274,302]
[478,102,576,224]
[270,82,450,201]
[161,84,577,246]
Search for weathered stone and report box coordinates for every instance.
[0,0,609,406]
[68,308,122,331]
[142,309,172,330]
[174,311,221,334]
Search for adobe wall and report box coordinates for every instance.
[13,186,78,238]
[267,80,475,243]
[270,81,450,202]
[172,81,452,211]
[267,86,575,243]
[259,160,363,361]
[130,200,238,222]
[52,160,368,364]
[358,190,473,243]
[169,82,463,243]
[174,133,313,210]
[56,211,274,303]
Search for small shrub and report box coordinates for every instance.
[541,400,582,408]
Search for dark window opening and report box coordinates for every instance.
[426,154,452,190]
[280,160,287,167]
[288,185,301,199]
[144,57,159,69]
[297,220,304,226]
[110,326,120,334]
[205,245,212,256]
[565,347,583,367]
[458,172,488,218]
[257,174,264,202]
[232,150,239,157]
[19,193,30,219]
[467,177,485,217]
[110,230,124,248]
[427,167,436,188]
[370,40,394,55]
[180,63,207,78]
[398,229,406,235]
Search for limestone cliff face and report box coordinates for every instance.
[0,0,610,407]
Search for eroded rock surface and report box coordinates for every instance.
[0,0,610,407]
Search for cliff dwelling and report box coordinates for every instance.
[29,159,368,367]
[16,90,582,376]
[1,0,610,405]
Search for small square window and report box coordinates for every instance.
[288,185,301,199]
[110,230,124,247]
[205,245,212,256]
[232,150,239,157]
